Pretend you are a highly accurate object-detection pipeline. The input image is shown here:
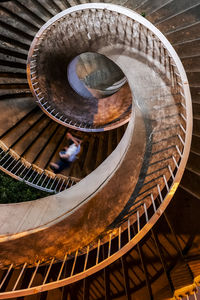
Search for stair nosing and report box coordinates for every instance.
[154,2,200,27]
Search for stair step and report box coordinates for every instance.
[187,151,200,174]
[191,134,200,153]
[192,102,200,117]
[157,3,200,35]
[0,2,39,32]
[148,0,200,25]
[182,57,200,72]
[12,117,50,156]
[193,116,200,135]
[8,0,45,28]
[190,86,200,102]
[175,39,200,59]
[187,72,200,88]
[0,97,36,137]
[170,262,193,290]
[181,168,200,198]
[23,122,58,163]
[168,22,200,46]
[1,109,43,148]
[136,0,172,17]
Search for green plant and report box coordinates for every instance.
[0,170,51,204]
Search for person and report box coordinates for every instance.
[50,132,82,174]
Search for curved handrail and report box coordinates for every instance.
[0,3,192,298]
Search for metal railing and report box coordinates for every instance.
[0,3,192,298]
[0,143,78,194]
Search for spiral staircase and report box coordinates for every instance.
[0,1,199,299]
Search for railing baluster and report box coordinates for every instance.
[12,263,27,291]
[28,261,40,288]
[118,227,121,250]
[43,258,54,285]
[151,194,156,212]
[163,175,169,192]
[57,254,67,281]
[2,155,12,167]
[0,151,9,163]
[128,218,131,241]
[168,165,175,180]
[84,246,89,271]
[172,155,179,168]
[58,179,65,192]
[137,210,140,232]
[143,203,148,223]
[96,239,101,265]
[0,264,13,289]
[54,178,61,192]
[108,233,112,257]
[178,134,185,146]
[70,250,78,277]
[176,145,183,157]
[157,184,163,202]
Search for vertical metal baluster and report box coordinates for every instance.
[27,170,38,183]
[0,264,13,289]
[194,291,198,300]
[118,227,121,250]
[10,160,20,172]
[58,179,65,192]
[12,263,27,291]
[65,178,71,189]
[44,176,53,189]
[57,254,67,281]
[179,123,186,134]
[54,178,61,192]
[32,172,40,184]
[180,113,186,122]
[163,175,169,192]
[128,218,131,241]
[157,184,163,202]
[21,167,31,179]
[0,151,9,163]
[176,145,182,157]
[1,156,12,167]
[70,250,78,277]
[143,203,148,223]
[41,175,48,187]
[13,163,24,175]
[83,246,90,272]
[49,176,57,190]
[5,158,16,169]
[108,233,112,257]
[137,210,140,232]
[43,258,55,285]
[28,261,40,288]
[168,165,175,180]
[177,134,185,146]
[172,155,179,168]
[96,239,101,265]
[151,194,156,212]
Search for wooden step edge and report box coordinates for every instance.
[154,1,200,27]
[185,166,200,177]
[179,184,200,200]
[0,140,8,151]
[192,133,200,138]
[189,149,200,156]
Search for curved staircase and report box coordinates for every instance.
[0,1,199,300]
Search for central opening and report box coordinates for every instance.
[67,52,127,99]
